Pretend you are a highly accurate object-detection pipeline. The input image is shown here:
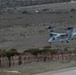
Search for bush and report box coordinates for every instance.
[6,48,18,67]
[49,49,57,54]
[24,46,57,55]
[6,48,18,57]
[24,48,40,55]
[0,48,18,57]
[43,46,52,49]
[0,49,6,56]
[42,48,57,54]
[22,10,28,14]
[70,8,76,12]
[42,8,49,11]
[70,16,73,18]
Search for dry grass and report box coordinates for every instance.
[0,2,76,51]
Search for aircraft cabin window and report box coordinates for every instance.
[52,37,55,40]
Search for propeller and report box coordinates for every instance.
[47,26,54,32]
[47,26,54,29]
[66,27,73,30]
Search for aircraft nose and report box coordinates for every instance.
[48,39,52,43]
[48,40,50,43]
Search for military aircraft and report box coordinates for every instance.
[47,26,76,44]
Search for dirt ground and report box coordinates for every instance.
[0,2,76,52]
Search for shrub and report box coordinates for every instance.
[42,48,57,54]
[22,10,28,14]
[70,8,76,12]
[0,49,6,56]
[64,48,68,52]
[6,48,18,67]
[42,8,49,11]
[49,49,57,54]
[43,46,52,49]
[24,46,58,55]
[24,48,40,55]
[6,48,18,57]
[70,16,73,18]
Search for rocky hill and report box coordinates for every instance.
[0,0,71,9]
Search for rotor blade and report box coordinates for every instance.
[47,26,54,29]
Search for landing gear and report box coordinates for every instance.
[61,41,63,43]
[71,38,73,40]
[49,43,51,45]
[66,40,69,43]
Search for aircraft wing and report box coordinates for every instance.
[60,34,67,38]
[50,32,59,35]
[50,33,67,37]
[51,32,67,35]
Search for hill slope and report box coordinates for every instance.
[0,2,76,51]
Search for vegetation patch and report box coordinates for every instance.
[42,8,49,11]
[22,10,28,14]
[70,8,76,12]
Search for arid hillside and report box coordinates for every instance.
[0,2,76,52]
[0,0,71,8]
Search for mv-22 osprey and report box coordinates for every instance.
[47,26,76,44]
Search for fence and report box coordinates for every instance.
[0,51,76,68]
